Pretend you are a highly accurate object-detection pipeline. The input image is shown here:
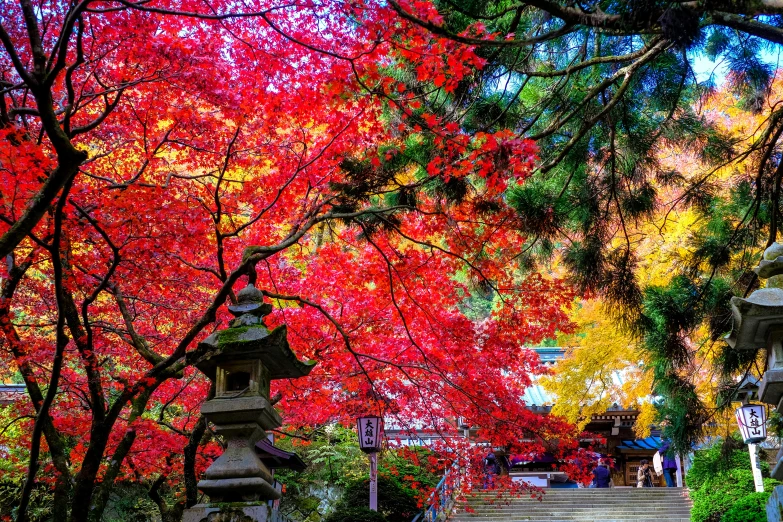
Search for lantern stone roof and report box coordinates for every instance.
[255,438,307,472]
[725,289,783,350]
[196,324,316,380]
[726,242,783,350]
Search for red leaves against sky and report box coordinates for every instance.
[0,0,579,499]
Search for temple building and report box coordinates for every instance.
[384,346,681,487]
[509,347,679,487]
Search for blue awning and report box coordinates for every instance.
[617,436,662,451]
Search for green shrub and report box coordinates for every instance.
[323,506,387,522]
[686,438,760,491]
[0,480,55,522]
[336,477,421,522]
[721,491,770,522]
[690,468,755,522]
[275,429,440,521]
[102,483,161,522]
[687,438,779,522]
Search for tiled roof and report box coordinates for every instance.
[0,384,26,405]
[617,436,663,450]
[522,384,553,406]
[528,346,567,364]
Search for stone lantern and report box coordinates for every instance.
[726,243,783,510]
[184,283,315,522]
[726,244,783,438]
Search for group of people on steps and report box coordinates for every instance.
[480,441,679,489]
[593,440,679,488]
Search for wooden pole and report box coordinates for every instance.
[749,443,765,492]
[370,452,378,511]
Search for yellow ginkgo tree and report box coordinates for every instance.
[541,299,656,436]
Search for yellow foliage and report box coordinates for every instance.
[634,402,657,438]
[543,78,783,438]
[541,299,653,432]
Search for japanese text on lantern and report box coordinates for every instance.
[364,419,375,445]
[736,404,767,444]
[749,409,761,435]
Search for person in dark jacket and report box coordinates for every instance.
[592,459,612,488]
[658,441,678,487]
[482,452,499,488]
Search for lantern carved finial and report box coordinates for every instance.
[227,283,273,327]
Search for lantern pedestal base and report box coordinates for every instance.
[773,453,783,481]
[183,502,274,522]
[767,486,783,522]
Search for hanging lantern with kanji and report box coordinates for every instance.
[735,404,767,444]
[357,416,383,453]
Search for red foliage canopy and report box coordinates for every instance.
[0,1,580,520]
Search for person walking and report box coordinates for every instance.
[657,441,678,487]
[637,459,654,488]
[592,459,612,488]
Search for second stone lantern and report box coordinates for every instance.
[185,283,315,521]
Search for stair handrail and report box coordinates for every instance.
[415,463,461,522]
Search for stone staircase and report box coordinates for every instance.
[450,487,692,522]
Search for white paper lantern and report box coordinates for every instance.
[735,404,767,444]
[357,416,383,453]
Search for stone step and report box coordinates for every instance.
[468,496,692,500]
[470,489,689,494]
[473,488,687,497]
[465,501,692,507]
[448,512,690,522]
[462,504,692,508]
[468,497,690,504]
[449,513,691,522]
[462,507,693,512]
[461,508,693,513]
[451,488,692,522]
[467,492,689,501]
[469,502,693,511]
[449,513,693,519]
[449,512,690,522]
[467,501,692,506]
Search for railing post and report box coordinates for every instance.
[419,463,461,522]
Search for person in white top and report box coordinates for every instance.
[653,451,663,477]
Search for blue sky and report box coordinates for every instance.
[690,46,783,84]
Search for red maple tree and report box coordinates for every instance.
[0,2,579,521]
